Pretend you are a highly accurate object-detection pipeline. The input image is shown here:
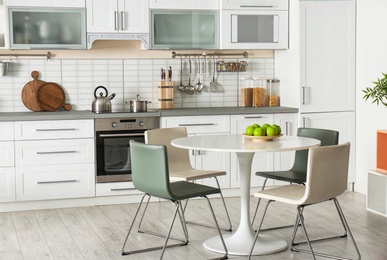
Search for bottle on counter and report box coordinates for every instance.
[267,79,280,107]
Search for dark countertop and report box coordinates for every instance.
[0,106,298,121]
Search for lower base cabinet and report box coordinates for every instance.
[0,168,15,202]
[367,170,387,217]
[96,182,141,196]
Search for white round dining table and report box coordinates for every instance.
[171,134,321,256]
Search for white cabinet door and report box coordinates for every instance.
[0,141,14,167]
[0,168,15,202]
[87,0,148,33]
[230,114,274,188]
[300,0,355,113]
[300,111,356,183]
[0,122,14,141]
[149,0,219,10]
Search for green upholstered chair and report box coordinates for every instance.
[121,140,228,259]
[251,127,339,227]
[142,127,232,232]
[249,142,360,260]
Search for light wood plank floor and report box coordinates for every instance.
[0,191,386,260]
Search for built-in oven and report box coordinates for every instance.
[95,116,160,183]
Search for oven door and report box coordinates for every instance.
[96,130,144,183]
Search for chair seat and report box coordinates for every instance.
[255,170,306,183]
[170,169,226,182]
[170,181,221,201]
[255,185,306,205]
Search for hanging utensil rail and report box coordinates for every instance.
[172,51,248,59]
[0,51,52,60]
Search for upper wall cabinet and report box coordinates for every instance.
[5,0,85,7]
[86,0,149,49]
[0,1,6,48]
[149,0,219,10]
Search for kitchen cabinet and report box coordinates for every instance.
[300,111,356,183]
[367,170,387,217]
[0,122,15,203]
[86,0,148,33]
[230,114,274,188]
[300,0,355,113]
[5,0,85,7]
[149,0,219,10]
[0,2,6,48]
[14,120,95,201]
[161,115,231,189]
[222,0,288,10]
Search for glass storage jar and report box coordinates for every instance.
[267,79,280,106]
[240,77,253,107]
[253,78,266,107]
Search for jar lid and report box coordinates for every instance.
[266,79,280,83]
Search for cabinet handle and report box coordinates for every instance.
[178,123,214,126]
[244,116,263,119]
[285,122,290,135]
[114,11,119,30]
[302,87,306,105]
[302,117,307,128]
[37,180,77,184]
[36,128,77,132]
[111,188,136,191]
[240,5,274,8]
[120,12,125,30]
[36,151,77,155]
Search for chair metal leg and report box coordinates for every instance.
[291,199,361,260]
[203,195,229,260]
[137,193,151,232]
[121,194,189,258]
[184,177,232,232]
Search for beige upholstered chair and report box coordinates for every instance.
[142,126,232,231]
[249,142,361,260]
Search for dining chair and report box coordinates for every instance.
[249,142,361,260]
[121,140,228,259]
[251,127,339,227]
[141,126,232,232]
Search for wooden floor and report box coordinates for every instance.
[0,191,386,260]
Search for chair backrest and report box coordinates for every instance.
[302,142,350,205]
[130,140,173,200]
[145,127,194,172]
[291,128,339,173]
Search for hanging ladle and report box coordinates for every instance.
[210,56,218,92]
[196,59,203,93]
[178,56,185,91]
[185,55,195,95]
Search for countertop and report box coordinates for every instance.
[0,106,298,121]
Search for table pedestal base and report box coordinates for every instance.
[203,233,288,256]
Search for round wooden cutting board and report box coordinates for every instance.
[37,82,66,111]
[21,71,46,112]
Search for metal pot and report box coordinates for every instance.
[130,94,151,112]
[92,86,116,113]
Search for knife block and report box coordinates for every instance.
[377,130,387,174]
[158,81,174,109]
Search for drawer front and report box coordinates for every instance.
[0,122,14,141]
[15,139,94,166]
[96,182,140,197]
[14,119,94,140]
[0,141,15,167]
[161,115,230,134]
[16,163,95,201]
[0,168,16,203]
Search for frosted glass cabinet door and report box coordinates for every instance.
[151,10,219,49]
[8,8,86,49]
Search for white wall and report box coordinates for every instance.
[355,0,387,194]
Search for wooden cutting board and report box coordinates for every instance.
[21,71,45,112]
[37,82,72,111]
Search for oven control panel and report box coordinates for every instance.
[95,117,160,131]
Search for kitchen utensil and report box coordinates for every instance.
[37,82,72,111]
[202,57,209,92]
[0,62,10,76]
[92,86,116,113]
[21,71,46,112]
[178,57,185,91]
[185,56,195,95]
[130,94,151,112]
[196,59,203,93]
[210,57,218,92]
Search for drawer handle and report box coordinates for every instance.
[36,128,77,132]
[111,188,136,191]
[36,151,77,155]
[178,123,214,126]
[244,116,263,119]
[37,180,77,184]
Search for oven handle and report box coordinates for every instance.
[99,133,145,138]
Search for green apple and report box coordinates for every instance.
[262,123,270,130]
[266,126,275,136]
[245,125,255,136]
[252,123,260,129]
[253,127,264,136]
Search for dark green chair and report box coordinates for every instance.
[251,127,339,227]
[121,140,228,259]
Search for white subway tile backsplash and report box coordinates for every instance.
[0,57,274,112]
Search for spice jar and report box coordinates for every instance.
[267,79,280,107]
[240,77,253,107]
[253,78,266,107]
